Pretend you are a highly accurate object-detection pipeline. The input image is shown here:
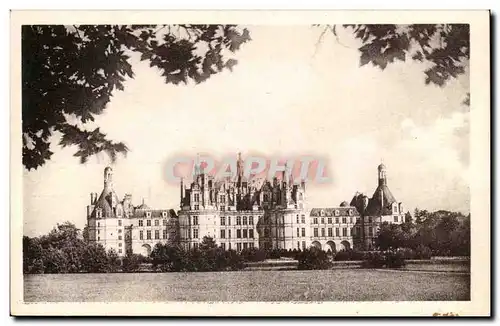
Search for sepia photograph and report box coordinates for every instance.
[10,10,490,316]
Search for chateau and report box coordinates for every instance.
[87,155,406,256]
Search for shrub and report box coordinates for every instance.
[361,251,406,269]
[297,247,332,270]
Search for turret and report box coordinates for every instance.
[378,163,387,186]
[104,166,113,190]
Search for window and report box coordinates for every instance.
[163,229,167,239]
[220,206,225,211]
[297,241,300,249]
[221,243,226,250]
[237,243,242,251]
[321,228,325,237]
[313,218,318,224]
[335,228,340,237]
[193,216,198,225]
[118,249,122,254]
[321,218,325,224]
[297,228,300,237]
[96,210,102,218]
[249,216,254,225]
[193,242,199,250]
[296,215,299,223]
[301,215,306,223]
[349,209,353,216]
[302,241,306,250]
[243,229,248,238]
[242,216,247,225]
[163,219,167,226]
[228,243,232,250]
[237,216,241,225]
[302,228,306,237]
[139,220,143,227]
[118,235,122,240]
[118,220,122,226]
[394,216,398,222]
[193,229,199,238]
[146,230,151,240]
[350,217,353,223]
[194,193,199,202]
[237,230,242,238]
[313,228,318,237]
[146,211,151,218]
[328,228,333,237]
[369,227,374,237]
[249,242,254,249]
[118,242,122,247]
[228,216,231,225]
[220,229,226,239]
[243,243,248,250]
[342,228,347,237]
[155,220,159,226]
[98,230,100,234]
[327,217,332,224]
[249,229,254,238]
[335,210,340,216]
[342,217,347,224]
[147,220,151,227]
[155,230,159,239]
[220,216,226,225]
[162,211,167,218]
[369,217,373,223]
[98,236,100,241]
[220,195,226,204]
[139,231,143,240]
[118,229,122,233]
[228,229,232,239]
[194,205,199,210]
[335,217,339,224]
[393,205,398,213]
[97,222,100,227]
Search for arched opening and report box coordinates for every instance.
[141,244,152,257]
[325,241,336,253]
[340,240,351,251]
[311,241,321,250]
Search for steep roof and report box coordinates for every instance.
[365,185,397,216]
[91,188,119,218]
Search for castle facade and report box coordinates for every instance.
[87,155,405,256]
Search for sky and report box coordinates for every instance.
[23,25,470,237]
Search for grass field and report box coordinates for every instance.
[24,269,470,302]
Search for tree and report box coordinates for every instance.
[199,236,217,251]
[322,25,469,91]
[107,248,121,273]
[375,222,406,250]
[22,25,251,170]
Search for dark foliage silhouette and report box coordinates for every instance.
[22,25,251,170]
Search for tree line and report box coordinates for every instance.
[374,209,470,257]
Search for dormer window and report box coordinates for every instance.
[334,210,340,217]
[349,209,353,216]
[320,210,325,217]
[162,211,167,218]
[96,209,102,219]
[146,211,152,218]
[393,204,398,213]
